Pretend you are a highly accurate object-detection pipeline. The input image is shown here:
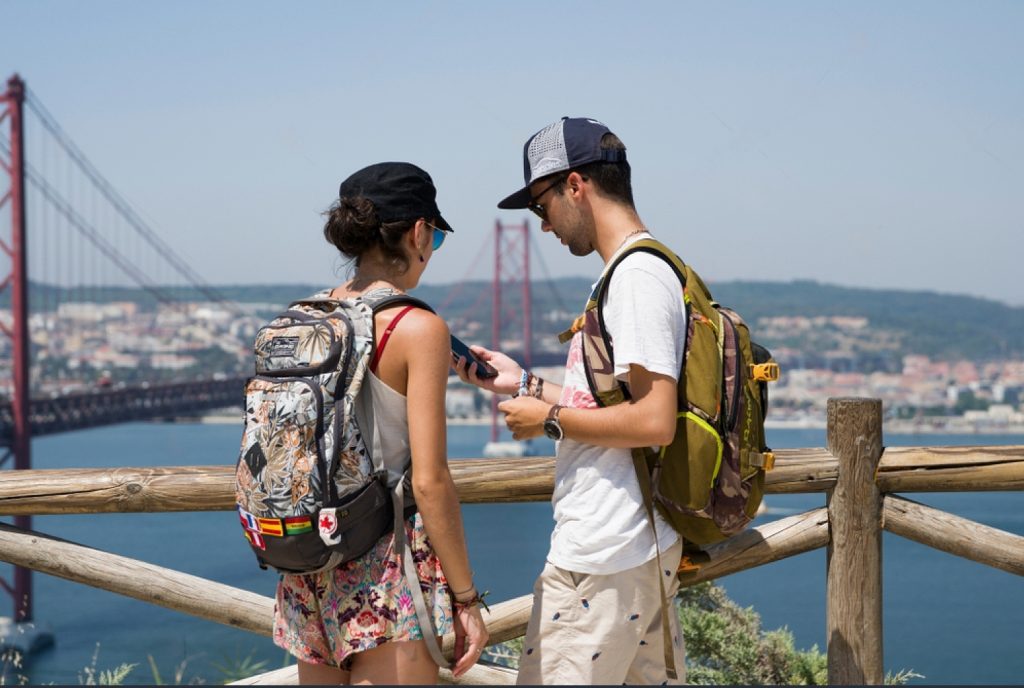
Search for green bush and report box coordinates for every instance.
[679,581,827,685]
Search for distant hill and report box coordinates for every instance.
[708,280,1024,361]
[8,278,1024,362]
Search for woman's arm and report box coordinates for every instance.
[392,310,488,675]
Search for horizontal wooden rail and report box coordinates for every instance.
[882,495,1024,576]
[877,445,1024,492]
[681,507,830,586]
[0,450,835,516]
[0,523,273,634]
[442,594,533,655]
[0,519,532,666]
[1,445,1018,517]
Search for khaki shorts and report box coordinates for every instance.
[516,539,686,685]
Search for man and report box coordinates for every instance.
[455,117,687,684]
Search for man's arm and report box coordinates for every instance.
[498,363,676,448]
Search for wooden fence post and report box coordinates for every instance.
[826,397,884,684]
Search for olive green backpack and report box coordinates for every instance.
[560,238,779,557]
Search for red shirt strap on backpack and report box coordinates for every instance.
[370,305,417,374]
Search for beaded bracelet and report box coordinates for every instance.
[451,582,476,597]
[453,589,491,614]
[516,369,530,397]
[532,376,544,400]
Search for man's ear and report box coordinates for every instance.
[566,171,588,198]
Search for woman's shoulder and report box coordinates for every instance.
[392,304,449,341]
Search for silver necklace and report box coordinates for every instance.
[616,227,648,252]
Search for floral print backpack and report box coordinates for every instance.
[234,287,432,574]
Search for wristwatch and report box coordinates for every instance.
[543,404,565,441]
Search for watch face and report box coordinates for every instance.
[543,418,563,441]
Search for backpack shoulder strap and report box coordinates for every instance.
[358,287,436,315]
[595,238,687,306]
[575,238,689,406]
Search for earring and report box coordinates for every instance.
[419,255,425,263]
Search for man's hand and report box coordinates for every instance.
[498,396,550,440]
[451,345,523,396]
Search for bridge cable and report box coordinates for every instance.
[0,138,184,310]
[436,229,493,314]
[23,89,244,314]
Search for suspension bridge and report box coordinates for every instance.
[0,73,567,631]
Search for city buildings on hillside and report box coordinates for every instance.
[4,302,1024,433]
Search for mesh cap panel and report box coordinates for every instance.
[526,120,569,183]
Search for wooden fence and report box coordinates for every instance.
[0,397,1021,684]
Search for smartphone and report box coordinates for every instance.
[450,335,498,379]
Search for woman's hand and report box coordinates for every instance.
[451,345,522,396]
[451,603,489,678]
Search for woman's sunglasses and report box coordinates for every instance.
[427,222,452,251]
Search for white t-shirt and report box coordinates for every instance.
[547,234,686,575]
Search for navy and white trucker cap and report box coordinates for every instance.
[497,117,627,209]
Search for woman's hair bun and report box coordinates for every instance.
[323,195,380,258]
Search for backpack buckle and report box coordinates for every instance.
[749,362,780,382]
[749,451,776,471]
[677,550,711,576]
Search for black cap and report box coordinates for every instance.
[498,117,626,209]
[339,162,453,232]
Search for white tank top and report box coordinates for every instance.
[363,374,410,479]
[354,372,415,507]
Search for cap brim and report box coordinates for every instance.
[497,186,532,210]
[436,214,454,233]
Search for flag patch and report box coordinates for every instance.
[257,517,284,537]
[238,507,258,531]
[244,529,266,550]
[284,516,313,535]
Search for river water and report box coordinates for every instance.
[8,423,1023,684]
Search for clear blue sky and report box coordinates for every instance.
[3,1,1022,304]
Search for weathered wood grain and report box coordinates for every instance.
[877,445,1024,492]
[0,451,839,516]
[826,398,884,685]
[441,594,532,656]
[680,507,829,586]
[0,523,274,635]
[882,495,1024,576]
[0,465,235,514]
[766,448,837,492]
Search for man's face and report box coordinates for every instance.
[528,176,594,257]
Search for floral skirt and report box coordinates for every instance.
[273,512,454,669]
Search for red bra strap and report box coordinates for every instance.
[370,305,417,374]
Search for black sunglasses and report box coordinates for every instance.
[527,177,565,220]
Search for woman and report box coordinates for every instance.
[273,162,488,684]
